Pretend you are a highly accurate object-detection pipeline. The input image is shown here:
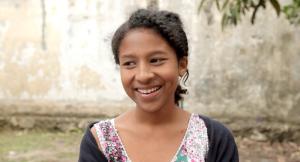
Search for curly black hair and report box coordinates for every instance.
[111,9,189,106]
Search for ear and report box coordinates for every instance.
[178,56,188,76]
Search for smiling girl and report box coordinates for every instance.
[79,9,239,162]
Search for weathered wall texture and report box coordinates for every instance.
[0,0,299,139]
[181,0,300,124]
[0,0,143,101]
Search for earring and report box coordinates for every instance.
[178,75,183,85]
[179,71,185,77]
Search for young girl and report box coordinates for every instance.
[79,9,239,162]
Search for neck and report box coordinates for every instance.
[133,104,181,126]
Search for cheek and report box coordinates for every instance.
[120,70,133,89]
[120,70,128,86]
[159,68,179,85]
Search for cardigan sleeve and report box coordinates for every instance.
[78,123,108,162]
[199,115,239,162]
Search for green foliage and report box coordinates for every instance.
[283,0,300,24]
[198,0,300,28]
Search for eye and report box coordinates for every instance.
[150,58,167,65]
[122,61,136,69]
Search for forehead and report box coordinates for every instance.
[119,28,175,57]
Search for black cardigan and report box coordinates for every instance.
[78,115,239,162]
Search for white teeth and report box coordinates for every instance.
[137,86,160,94]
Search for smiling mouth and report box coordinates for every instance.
[136,86,162,94]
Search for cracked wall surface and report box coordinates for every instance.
[0,0,299,128]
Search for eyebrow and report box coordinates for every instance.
[120,50,167,59]
[119,54,135,59]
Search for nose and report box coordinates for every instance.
[135,63,154,84]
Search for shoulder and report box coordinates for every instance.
[78,121,108,162]
[198,114,233,139]
[90,123,101,151]
[90,119,114,148]
[91,120,113,135]
[82,122,98,145]
[197,114,239,162]
[80,121,102,150]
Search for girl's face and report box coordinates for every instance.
[118,28,187,113]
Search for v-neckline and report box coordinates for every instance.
[111,113,194,162]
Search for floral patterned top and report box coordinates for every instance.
[94,114,209,162]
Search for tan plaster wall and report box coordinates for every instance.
[0,0,299,130]
[0,0,60,98]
